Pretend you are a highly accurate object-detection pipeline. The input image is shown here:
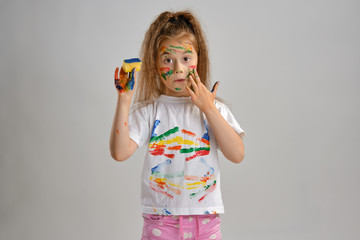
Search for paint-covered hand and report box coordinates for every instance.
[114,66,136,99]
[186,69,220,114]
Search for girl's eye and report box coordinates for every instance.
[184,57,190,62]
[164,59,172,64]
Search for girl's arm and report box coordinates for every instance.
[201,104,244,163]
[186,70,245,164]
[109,67,138,162]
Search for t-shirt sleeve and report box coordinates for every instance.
[214,100,245,140]
[128,103,150,148]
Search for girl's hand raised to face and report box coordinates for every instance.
[114,67,137,102]
[186,69,220,114]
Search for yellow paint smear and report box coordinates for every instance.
[186,181,203,186]
[156,136,194,146]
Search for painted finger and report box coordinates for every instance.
[114,67,124,92]
[187,67,196,78]
[119,66,128,80]
[126,68,136,90]
[189,74,199,95]
[132,68,137,89]
[191,71,204,94]
[114,67,119,80]
[194,69,201,83]
[211,81,219,92]
[211,81,220,96]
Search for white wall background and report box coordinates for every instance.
[1,0,359,239]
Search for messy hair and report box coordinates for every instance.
[134,10,210,104]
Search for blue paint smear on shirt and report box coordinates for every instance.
[163,209,171,215]
[200,158,215,176]
[151,120,160,138]
[151,159,171,174]
[202,120,210,141]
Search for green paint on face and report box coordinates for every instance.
[169,45,185,50]
[186,68,195,78]
[161,69,173,81]
[175,88,181,91]
[165,47,177,54]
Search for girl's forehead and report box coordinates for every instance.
[158,36,197,56]
[160,36,194,48]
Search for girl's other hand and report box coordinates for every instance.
[114,66,137,102]
[186,69,220,114]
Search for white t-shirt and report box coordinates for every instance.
[129,94,245,215]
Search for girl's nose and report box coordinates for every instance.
[174,61,184,74]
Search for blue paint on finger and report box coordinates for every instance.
[211,81,219,92]
[127,68,135,90]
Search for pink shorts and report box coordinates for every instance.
[141,213,222,240]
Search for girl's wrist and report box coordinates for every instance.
[201,104,217,116]
[117,94,132,108]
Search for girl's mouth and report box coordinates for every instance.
[174,79,186,83]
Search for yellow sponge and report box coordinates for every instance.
[122,58,142,73]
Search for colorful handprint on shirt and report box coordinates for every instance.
[148,120,216,202]
[148,119,210,160]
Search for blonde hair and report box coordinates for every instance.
[134,10,210,104]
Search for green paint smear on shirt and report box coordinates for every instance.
[180,147,210,153]
[189,180,216,199]
[152,171,185,179]
[150,126,179,143]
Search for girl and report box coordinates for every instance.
[110,10,245,240]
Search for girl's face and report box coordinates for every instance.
[157,35,198,97]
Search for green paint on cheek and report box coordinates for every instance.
[161,73,166,80]
[175,88,181,91]
[187,68,195,78]
[161,69,173,80]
